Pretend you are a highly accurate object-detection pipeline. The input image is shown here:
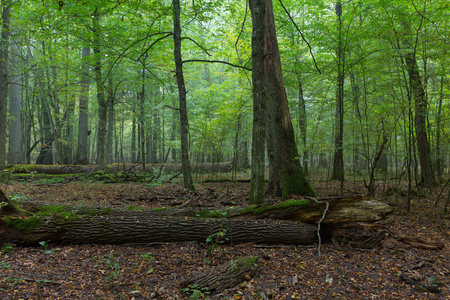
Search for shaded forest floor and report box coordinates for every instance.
[1,178,449,299]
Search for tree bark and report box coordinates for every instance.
[263,0,314,198]
[0,196,393,246]
[106,76,114,164]
[0,213,317,246]
[298,77,308,176]
[76,46,91,165]
[404,52,435,188]
[331,1,345,182]
[249,0,267,204]
[173,0,194,190]
[8,33,22,164]
[93,15,107,170]
[0,0,10,170]
[181,256,260,295]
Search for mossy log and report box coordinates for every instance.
[180,256,260,295]
[0,196,392,246]
[0,214,317,246]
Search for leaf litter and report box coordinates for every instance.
[0,180,449,299]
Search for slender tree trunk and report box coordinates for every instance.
[263,0,314,198]
[106,76,114,164]
[0,0,10,170]
[131,115,136,163]
[93,15,107,169]
[8,33,22,164]
[435,75,444,183]
[404,53,435,188]
[298,78,308,176]
[24,46,31,164]
[331,1,345,182]
[139,67,146,172]
[173,0,194,190]
[35,99,54,164]
[77,46,91,165]
[249,0,267,204]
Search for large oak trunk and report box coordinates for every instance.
[0,196,392,246]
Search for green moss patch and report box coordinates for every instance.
[3,215,45,233]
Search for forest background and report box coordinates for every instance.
[0,0,449,196]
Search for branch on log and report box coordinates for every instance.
[180,256,260,295]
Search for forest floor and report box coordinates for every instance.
[0,178,449,299]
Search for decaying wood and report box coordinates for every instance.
[397,236,445,250]
[397,273,440,293]
[0,195,393,246]
[0,214,317,246]
[180,256,260,295]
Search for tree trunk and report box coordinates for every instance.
[76,46,91,165]
[35,99,54,164]
[435,75,444,183]
[404,52,435,188]
[0,0,10,170]
[0,196,393,246]
[298,77,308,177]
[249,0,267,204]
[173,0,194,190]
[139,66,146,171]
[131,115,136,163]
[93,15,107,170]
[8,34,22,164]
[263,0,314,198]
[106,76,114,164]
[1,214,317,246]
[331,1,345,182]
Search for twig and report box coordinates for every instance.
[307,197,329,257]
[277,0,321,74]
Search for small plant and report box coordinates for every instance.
[1,244,14,254]
[0,261,11,270]
[39,240,53,254]
[140,253,155,274]
[180,284,210,299]
[206,229,228,256]
[102,253,121,283]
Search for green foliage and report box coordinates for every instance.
[39,240,53,254]
[99,253,122,284]
[206,229,228,256]
[180,284,210,299]
[1,244,14,254]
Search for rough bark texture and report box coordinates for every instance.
[0,0,10,170]
[249,0,267,204]
[0,214,317,246]
[8,35,22,164]
[331,1,345,182]
[76,46,91,165]
[181,256,260,295]
[263,0,314,198]
[404,52,435,188]
[298,78,308,176]
[0,196,393,246]
[93,15,107,170]
[173,0,194,190]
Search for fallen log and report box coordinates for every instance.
[180,256,260,296]
[0,214,317,246]
[0,196,392,246]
